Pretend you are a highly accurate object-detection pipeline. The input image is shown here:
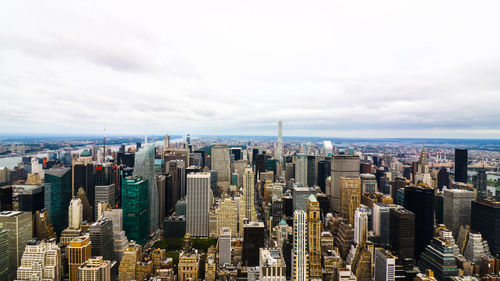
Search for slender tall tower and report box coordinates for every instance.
[292,210,309,281]
[277,121,283,165]
[243,166,256,221]
[306,195,322,278]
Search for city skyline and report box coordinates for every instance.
[1,1,500,138]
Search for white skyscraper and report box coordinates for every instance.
[186,172,212,238]
[219,227,231,266]
[374,248,396,281]
[292,210,309,281]
[354,208,368,245]
[69,198,83,229]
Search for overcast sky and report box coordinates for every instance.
[1,1,500,138]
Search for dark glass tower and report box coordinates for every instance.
[418,237,458,281]
[243,221,265,266]
[454,149,468,183]
[390,208,415,259]
[0,186,13,211]
[122,176,149,245]
[44,168,72,235]
[404,186,435,258]
[471,199,500,256]
[437,167,449,190]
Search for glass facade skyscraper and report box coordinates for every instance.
[122,176,149,245]
[133,144,159,233]
[44,167,72,235]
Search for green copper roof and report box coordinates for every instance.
[80,149,91,157]
[279,219,287,225]
[308,194,317,202]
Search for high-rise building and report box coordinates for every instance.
[330,155,360,212]
[243,221,265,266]
[178,250,200,281]
[0,211,32,281]
[78,256,113,281]
[292,210,309,281]
[443,189,474,237]
[94,184,115,219]
[122,176,149,245]
[16,240,61,281]
[118,243,141,281]
[16,184,44,214]
[44,167,72,235]
[437,167,450,190]
[219,227,231,266]
[373,203,390,246]
[292,185,316,211]
[259,248,286,281]
[102,208,128,262]
[215,197,239,237]
[68,236,91,281]
[389,208,415,259]
[89,217,114,261]
[470,199,500,255]
[306,195,321,278]
[374,248,396,281]
[76,187,93,223]
[354,207,369,245]
[166,159,185,209]
[69,197,83,229]
[0,225,7,281]
[454,149,468,183]
[463,232,490,264]
[472,168,487,192]
[295,154,308,186]
[415,146,432,186]
[34,210,56,241]
[339,176,361,225]
[243,167,256,221]
[317,159,331,193]
[404,186,435,258]
[418,237,458,281]
[186,172,212,238]
[211,144,231,187]
[133,144,160,233]
[277,121,283,166]
[361,173,377,194]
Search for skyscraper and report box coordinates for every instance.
[94,184,115,219]
[0,186,13,211]
[470,198,500,255]
[89,217,114,261]
[306,195,322,278]
[69,197,83,229]
[373,203,390,246]
[389,208,415,259]
[44,167,72,235]
[374,248,396,281]
[354,207,369,245]
[360,173,377,194]
[437,167,449,190]
[454,149,468,183]
[404,186,435,258]
[211,144,231,187]
[339,176,361,225]
[186,172,212,238]
[78,256,112,281]
[418,237,458,281]
[295,153,308,186]
[0,211,32,281]
[277,121,283,165]
[122,176,149,245]
[243,166,256,221]
[292,210,309,281]
[219,227,231,266]
[68,236,91,281]
[0,225,7,281]
[243,221,265,267]
[443,189,474,237]
[330,155,360,212]
[133,144,159,232]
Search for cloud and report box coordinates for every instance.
[0,0,500,138]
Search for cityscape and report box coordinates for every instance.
[2,1,500,281]
[0,129,499,281]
